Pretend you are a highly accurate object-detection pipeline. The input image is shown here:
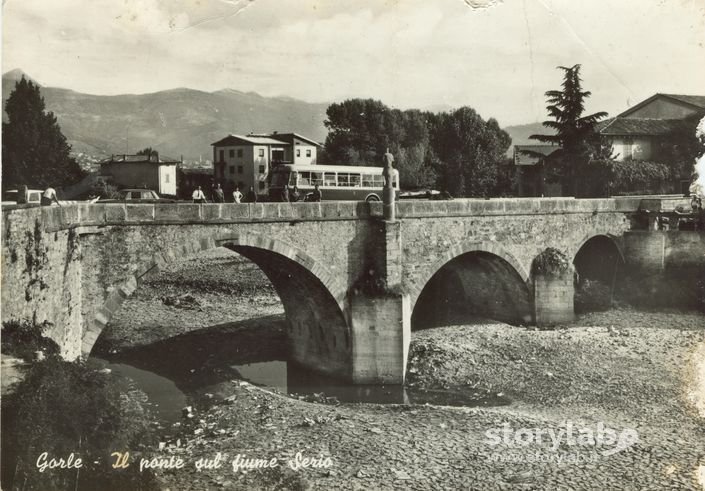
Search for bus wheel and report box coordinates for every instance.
[365,194,381,202]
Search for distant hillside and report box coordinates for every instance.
[2,69,330,161]
[502,122,555,156]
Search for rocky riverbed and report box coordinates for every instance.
[97,247,705,490]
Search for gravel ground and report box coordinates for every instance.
[95,248,283,353]
[96,248,705,490]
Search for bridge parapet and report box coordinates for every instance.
[1,197,642,233]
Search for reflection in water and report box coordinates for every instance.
[91,356,510,428]
[90,358,187,425]
[94,317,510,427]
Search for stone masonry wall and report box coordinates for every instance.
[395,199,632,308]
[1,207,83,359]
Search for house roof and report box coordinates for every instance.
[211,132,322,147]
[211,134,288,146]
[618,93,705,117]
[267,132,322,147]
[513,145,561,166]
[99,154,180,164]
[598,117,695,136]
[513,145,561,157]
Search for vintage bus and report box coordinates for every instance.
[268,164,399,202]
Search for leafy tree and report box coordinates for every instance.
[530,64,608,194]
[323,99,437,189]
[323,99,509,193]
[2,76,84,190]
[137,147,159,159]
[430,108,511,197]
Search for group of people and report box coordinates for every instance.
[191,184,257,204]
[279,184,322,203]
[192,183,323,203]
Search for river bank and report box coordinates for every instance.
[96,247,705,490]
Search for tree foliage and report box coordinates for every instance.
[1,357,158,491]
[430,108,512,197]
[530,65,608,194]
[575,159,671,197]
[137,147,159,159]
[2,76,85,190]
[323,99,512,195]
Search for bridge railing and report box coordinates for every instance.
[1,198,644,233]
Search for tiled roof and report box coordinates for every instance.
[211,134,288,146]
[513,145,561,166]
[660,94,705,109]
[598,118,695,136]
[513,145,561,157]
[212,132,321,147]
[99,154,180,164]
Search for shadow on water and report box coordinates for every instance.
[93,315,510,426]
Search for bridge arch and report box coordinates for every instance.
[83,231,352,378]
[409,241,532,329]
[572,233,625,285]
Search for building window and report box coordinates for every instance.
[259,149,265,157]
[229,149,235,158]
[259,165,265,173]
[237,149,243,158]
[306,149,312,157]
[238,165,243,174]
[259,181,265,190]
[219,150,224,162]
[230,166,235,175]
[296,149,301,157]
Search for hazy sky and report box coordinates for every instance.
[2,0,704,125]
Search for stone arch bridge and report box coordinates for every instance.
[2,198,642,384]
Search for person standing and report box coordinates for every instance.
[246,186,258,203]
[214,183,225,203]
[41,187,61,206]
[281,185,289,203]
[192,186,207,203]
[311,184,322,202]
[291,186,300,203]
[233,187,243,204]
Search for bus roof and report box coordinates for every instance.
[271,164,395,174]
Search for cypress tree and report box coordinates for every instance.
[2,76,84,190]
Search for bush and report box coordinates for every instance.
[1,358,158,491]
[531,248,571,278]
[1,320,60,362]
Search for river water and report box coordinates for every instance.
[91,335,510,428]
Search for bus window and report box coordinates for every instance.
[324,172,336,187]
[373,175,384,187]
[362,174,375,187]
[299,172,310,186]
[338,173,350,187]
[349,174,361,187]
[289,172,298,186]
[311,172,323,186]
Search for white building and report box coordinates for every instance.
[211,132,321,193]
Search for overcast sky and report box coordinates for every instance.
[2,0,704,126]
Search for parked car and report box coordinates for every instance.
[1,189,43,206]
[98,189,176,203]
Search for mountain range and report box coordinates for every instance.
[2,69,546,162]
